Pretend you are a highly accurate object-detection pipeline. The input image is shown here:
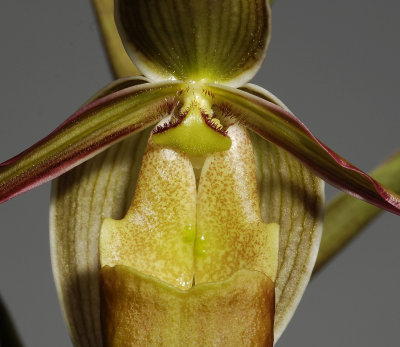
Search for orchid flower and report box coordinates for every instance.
[0,0,399,346]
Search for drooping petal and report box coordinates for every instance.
[83,75,150,104]
[50,131,151,347]
[205,83,400,216]
[116,0,270,87]
[0,80,184,204]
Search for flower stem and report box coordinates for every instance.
[314,150,400,274]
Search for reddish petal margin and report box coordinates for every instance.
[0,80,183,204]
[205,83,400,216]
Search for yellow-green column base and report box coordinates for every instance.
[101,265,275,346]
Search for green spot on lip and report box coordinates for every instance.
[194,235,207,257]
[182,224,196,243]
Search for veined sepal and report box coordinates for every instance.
[115,0,270,87]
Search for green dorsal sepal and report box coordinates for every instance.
[152,102,232,156]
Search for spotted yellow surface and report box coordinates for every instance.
[99,124,278,346]
[100,140,197,289]
[100,125,278,289]
[195,125,279,283]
